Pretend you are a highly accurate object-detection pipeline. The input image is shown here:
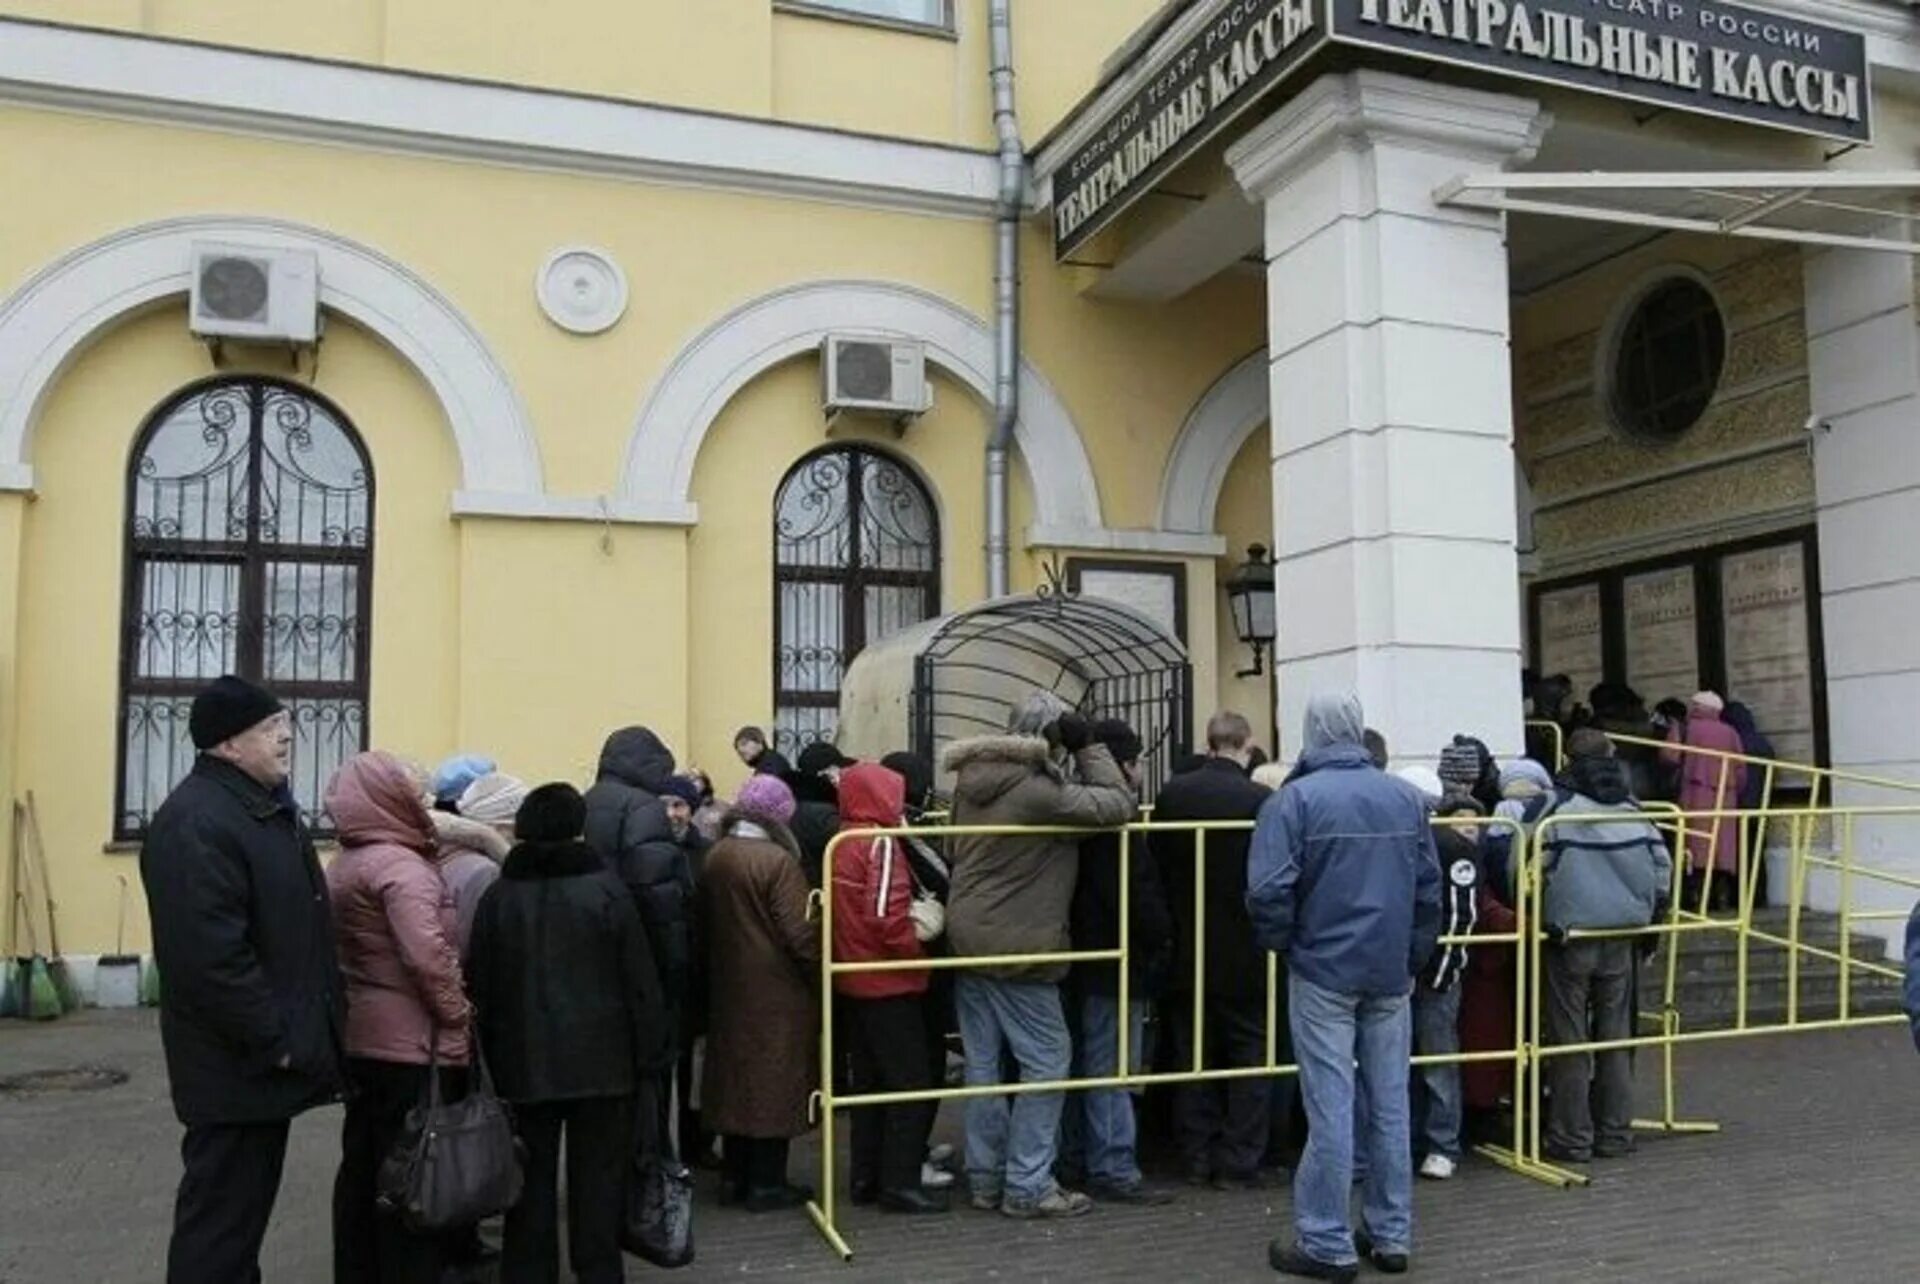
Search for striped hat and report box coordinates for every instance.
[1436,742,1483,794]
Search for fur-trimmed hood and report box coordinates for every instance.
[941,734,1061,809]
[430,810,511,863]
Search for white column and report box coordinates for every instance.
[1226,71,1549,762]
[1804,246,1920,937]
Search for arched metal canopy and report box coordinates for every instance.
[838,587,1193,797]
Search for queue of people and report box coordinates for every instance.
[139,671,1699,1283]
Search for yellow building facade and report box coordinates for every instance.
[3,0,1918,968]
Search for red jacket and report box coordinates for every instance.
[832,763,928,999]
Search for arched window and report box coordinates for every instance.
[117,377,374,836]
[773,445,938,756]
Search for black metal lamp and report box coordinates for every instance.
[1225,543,1277,678]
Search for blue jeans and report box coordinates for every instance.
[1289,974,1414,1264]
[954,974,1071,1204]
[1071,994,1147,1188]
[1411,983,1463,1161]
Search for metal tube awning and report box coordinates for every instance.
[1435,171,1920,255]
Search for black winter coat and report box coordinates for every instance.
[1071,828,1174,997]
[139,756,345,1125]
[1151,758,1273,1003]
[584,728,693,1033]
[788,797,839,891]
[468,839,670,1103]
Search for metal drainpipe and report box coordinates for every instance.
[986,0,1022,599]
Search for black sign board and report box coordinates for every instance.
[1049,0,1871,262]
[1052,0,1328,260]
[1327,0,1869,143]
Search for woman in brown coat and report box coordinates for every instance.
[699,773,821,1211]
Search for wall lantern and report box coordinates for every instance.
[1224,543,1277,678]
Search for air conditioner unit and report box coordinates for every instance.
[188,243,321,343]
[821,334,932,421]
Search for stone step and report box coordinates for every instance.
[1642,972,1905,1024]
[1666,989,1906,1031]
[1645,948,1899,983]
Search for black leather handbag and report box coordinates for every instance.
[377,1024,524,1232]
[621,1074,695,1268]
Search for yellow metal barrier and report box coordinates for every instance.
[1521,801,1920,1182]
[805,813,1543,1259]
[800,796,1920,1259]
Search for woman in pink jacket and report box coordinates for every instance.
[1663,692,1749,911]
[324,751,472,1284]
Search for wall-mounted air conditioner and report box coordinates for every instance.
[821,333,932,421]
[188,243,321,343]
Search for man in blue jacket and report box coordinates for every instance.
[1247,692,1441,1281]
[1904,902,1920,1053]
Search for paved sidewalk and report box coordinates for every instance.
[2,1009,1914,1282]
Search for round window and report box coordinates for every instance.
[1608,277,1726,443]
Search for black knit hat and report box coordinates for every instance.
[189,675,284,751]
[516,783,586,842]
[797,742,855,776]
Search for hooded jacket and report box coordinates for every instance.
[584,727,693,1030]
[943,735,1135,983]
[1245,693,1443,996]
[1663,702,1748,873]
[1537,755,1672,933]
[831,763,928,999]
[324,753,471,1065]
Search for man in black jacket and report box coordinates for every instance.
[1153,710,1281,1188]
[787,741,850,889]
[1065,718,1175,1204]
[139,675,345,1284]
[584,727,692,1039]
[583,726,694,1156]
[734,724,793,780]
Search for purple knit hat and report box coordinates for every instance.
[734,773,796,827]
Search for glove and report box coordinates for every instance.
[1544,923,1569,946]
[1051,713,1090,753]
[909,894,945,944]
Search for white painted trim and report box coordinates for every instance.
[1157,349,1269,535]
[452,491,698,526]
[0,19,1001,220]
[1025,525,1227,557]
[1229,71,1552,202]
[621,279,1103,530]
[0,215,542,498]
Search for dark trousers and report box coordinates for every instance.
[1543,940,1635,1158]
[333,1056,470,1284]
[846,994,937,1193]
[675,1049,708,1162]
[722,1135,794,1195]
[1169,993,1273,1178]
[168,1119,291,1284]
[506,1095,634,1284]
